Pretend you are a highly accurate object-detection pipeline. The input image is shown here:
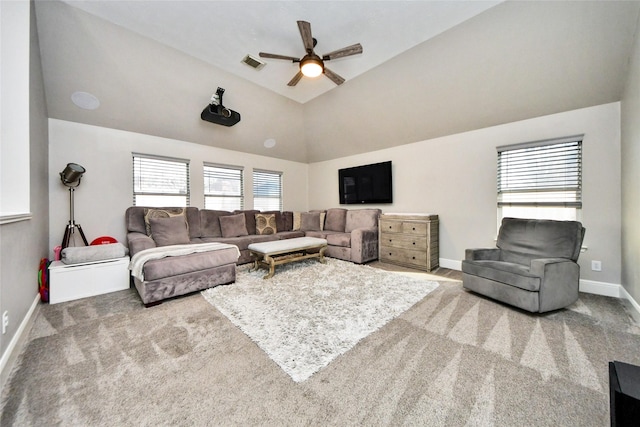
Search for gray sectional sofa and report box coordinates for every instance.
[125,207,381,305]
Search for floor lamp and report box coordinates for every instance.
[60,163,89,249]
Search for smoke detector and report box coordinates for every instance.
[241,54,266,70]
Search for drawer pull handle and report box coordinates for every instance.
[412,256,416,259]
[412,242,416,245]
[412,227,416,231]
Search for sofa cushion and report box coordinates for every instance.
[255,213,277,235]
[300,212,322,231]
[345,209,380,233]
[282,211,293,231]
[326,232,351,248]
[126,206,147,234]
[200,210,232,238]
[324,208,347,232]
[220,213,249,238]
[143,207,187,236]
[149,216,190,247]
[497,217,585,263]
[462,260,541,292]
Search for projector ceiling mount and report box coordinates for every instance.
[201,87,240,127]
[259,21,363,86]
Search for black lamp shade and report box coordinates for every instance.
[60,163,86,185]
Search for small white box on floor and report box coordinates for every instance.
[48,257,130,304]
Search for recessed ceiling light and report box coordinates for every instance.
[71,91,100,110]
[264,138,276,148]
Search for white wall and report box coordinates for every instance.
[48,119,309,255]
[309,103,622,285]
[621,11,640,304]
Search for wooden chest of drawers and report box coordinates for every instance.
[379,213,439,271]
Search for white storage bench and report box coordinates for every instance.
[48,256,130,304]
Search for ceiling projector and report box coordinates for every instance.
[201,87,241,127]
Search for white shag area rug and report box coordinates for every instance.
[201,258,439,382]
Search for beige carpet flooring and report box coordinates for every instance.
[1,264,639,426]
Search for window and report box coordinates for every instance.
[253,169,282,211]
[132,153,190,207]
[204,163,244,210]
[497,135,582,223]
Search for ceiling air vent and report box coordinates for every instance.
[241,54,266,70]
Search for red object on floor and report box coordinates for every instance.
[90,236,118,245]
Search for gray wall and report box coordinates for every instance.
[0,0,49,367]
[621,12,640,304]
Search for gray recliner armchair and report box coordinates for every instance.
[462,217,586,313]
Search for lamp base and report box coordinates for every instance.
[62,222,88,249]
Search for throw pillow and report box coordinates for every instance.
[143,207,186,237]
[255,213,277,235]
[300,212,322,231]
[293,212,302,231]
[148,216,190,247]
[233,210,259,235]
[219,213,249,238]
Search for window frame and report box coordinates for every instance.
[203,162,244,210]
[252,169,283,211]
[132,153,190,207]
[497,135,583,224]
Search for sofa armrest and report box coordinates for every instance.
[127,232,156,256]
[465,248,500,261]
[350,227,379,264]
[530,258,580,312]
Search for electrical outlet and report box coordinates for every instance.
[591,260,602,272]
[2,311,8,334]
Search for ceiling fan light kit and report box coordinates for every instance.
[300,56,323,78]
[259,20,362,86]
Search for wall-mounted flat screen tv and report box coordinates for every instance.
[338,161,393,204]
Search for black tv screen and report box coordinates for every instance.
[339,161,393,204]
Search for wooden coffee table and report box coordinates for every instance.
[248,237,328,279]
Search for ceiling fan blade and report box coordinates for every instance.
[259,52,300,62]
[297,20,314,52]
[323,43,363,61]
[323,67,345,86]
[287,71,304,87]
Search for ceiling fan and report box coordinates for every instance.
[259,21,363,86]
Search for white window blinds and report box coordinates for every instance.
[253,169,282,211]
[132,153,190,206]
[497,136,582,208]
[204,163,244,210]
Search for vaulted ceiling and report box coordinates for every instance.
[35,1,640,163]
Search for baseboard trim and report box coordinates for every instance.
[435,257,640,323]
[439,258,462,271]
[0,294,40,392]
[579,279,621,298]
[619,286,640,324]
